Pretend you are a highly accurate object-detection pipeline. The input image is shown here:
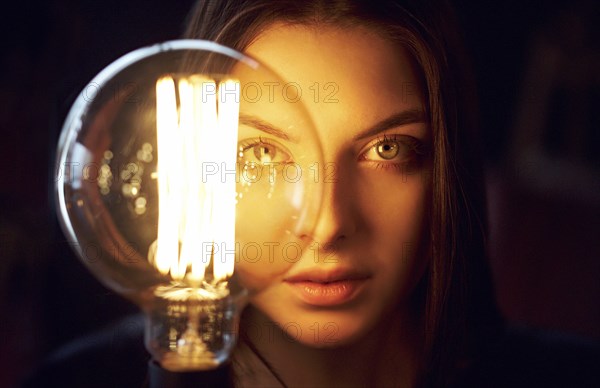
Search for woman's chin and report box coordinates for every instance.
[290,331,361,349]
[274,313,377,349]
[242,294,394,349]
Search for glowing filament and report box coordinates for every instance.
[155,76,240,284]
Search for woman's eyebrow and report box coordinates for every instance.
[352,108,426,141]
[238,114,298,142]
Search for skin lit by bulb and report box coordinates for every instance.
[234,23,432,347]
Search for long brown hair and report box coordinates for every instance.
[184,0,502,386]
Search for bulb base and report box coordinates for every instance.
[148,359,233,388]
[144,284,246,371]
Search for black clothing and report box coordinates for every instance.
[22,314,600,388]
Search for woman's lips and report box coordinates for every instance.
[284,270,370,306]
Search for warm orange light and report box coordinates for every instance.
[154,75,240,284]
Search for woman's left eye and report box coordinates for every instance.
[360,135,423,163]
[374,140,400,160]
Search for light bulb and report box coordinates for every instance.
[55,40,323,371]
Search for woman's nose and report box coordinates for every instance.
[296,161,359,247]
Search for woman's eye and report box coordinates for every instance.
[376,141,400,160]
[238,138,292,165]
[362,138,407,162]
[359,135,426,169]
[252,144,276,163]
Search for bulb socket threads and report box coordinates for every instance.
[148,359,233,388]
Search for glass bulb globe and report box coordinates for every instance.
[55,40,323,371]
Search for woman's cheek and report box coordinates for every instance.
[234,178,300,291]
[234,242,292,293]
[359,170,430,293]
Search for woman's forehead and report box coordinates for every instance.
[246,23,422,94]
[243,23,426,139]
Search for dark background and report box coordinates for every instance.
[1,0,598,387]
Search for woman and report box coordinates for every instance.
[184,0,501,387]
[24,1,598,387]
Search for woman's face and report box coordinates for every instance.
[236,24,431,347]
